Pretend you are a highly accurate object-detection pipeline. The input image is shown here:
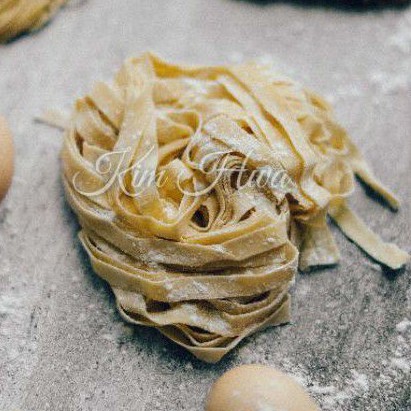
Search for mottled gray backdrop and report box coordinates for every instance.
[0,1,410,410]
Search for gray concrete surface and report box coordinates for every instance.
[0,1,410,410]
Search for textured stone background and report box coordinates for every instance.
[0,1,410,410]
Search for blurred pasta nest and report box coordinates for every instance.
[61,53,408,362]
[0,0,66,42]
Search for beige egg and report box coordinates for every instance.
[0,116,14,203]
[206,364,320,411]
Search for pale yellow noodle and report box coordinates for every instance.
[0,0,67,42]
[61,53,409,362]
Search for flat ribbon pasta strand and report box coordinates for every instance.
[0,0,67,42]
[329,202,409,270]
[61,53,409,362]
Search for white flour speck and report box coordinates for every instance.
[396,319,411,333]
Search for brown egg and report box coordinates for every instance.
[0,116,14,203]
[206,364,320,411]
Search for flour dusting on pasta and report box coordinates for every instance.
[61,53,409,362]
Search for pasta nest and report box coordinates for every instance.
[61,53,408,362]
[0,0,66,42]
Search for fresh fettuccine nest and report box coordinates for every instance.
[61,53,409,362]
[0,0,67,42]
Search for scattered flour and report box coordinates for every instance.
[164,281,173,291]
[192,281,210,294]
[390,357,410,373]
[388,318,411,375]
[369,69,410,95]
[228,51,244,64]
[350,370,369,392]
[396,318,411,334]
[325,84,364,104]
[370,9,411,96]
[388,11,411,54]
[237,313,410,411]
[227,52,305,84]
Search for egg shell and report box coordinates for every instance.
[0,116,14,203]
[206,364,320,411]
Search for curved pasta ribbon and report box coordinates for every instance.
[61,53,409,362]
[0,0,67,42]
